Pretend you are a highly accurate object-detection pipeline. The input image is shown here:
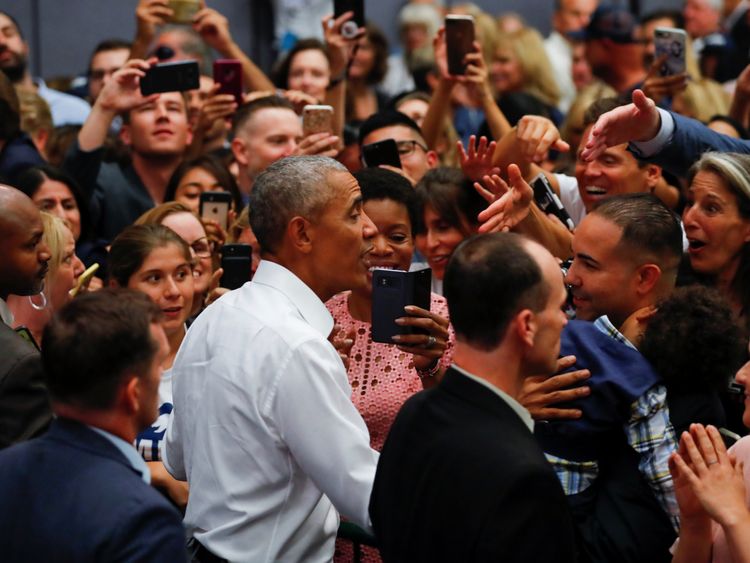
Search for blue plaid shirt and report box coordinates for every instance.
[545,316,679,531]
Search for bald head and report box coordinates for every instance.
[0,185,50,299]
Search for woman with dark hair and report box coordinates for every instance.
[109,223,194,509]
[164,153,243,214]
[414,167,485,294]
[272,38,331,103]
[683,152,750,335]
[346,24,390,121]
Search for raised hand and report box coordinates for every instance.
[96,59,160,114]
[475,164,534,233]
[135,0,173,45]
[580,89,661,162]
[458,135,500,181]
[294,131,340,158]
[323,11,362,79]
[516,115,570,163]
[192,5,234,54]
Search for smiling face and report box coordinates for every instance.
[121,92,191,157]
[565,213,641,326]
[361,198,415,294]
[159,211,212,303]
[490,47,524,94]
[287,48,330,101]
[415,204,473,281]
[126,243,194,337]
[683,170,750,282]
[575,125,659,212]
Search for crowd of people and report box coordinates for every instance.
[2,0,750,561]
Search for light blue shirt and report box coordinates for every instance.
[35,78,90,126]
[90,426,151,484]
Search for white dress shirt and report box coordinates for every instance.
[164,260,379,563]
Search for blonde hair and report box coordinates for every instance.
[40,212,71,283]
[674,80,730,123]
[494,27,560,107]
[15,88,52,140]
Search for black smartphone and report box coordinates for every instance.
[445,14,475,76]
[140,60,200,96]
[371,268,432,344]
[362,139,402,169]
[531,173,575,231]
[200,191,233,231]
[334,0,365,39]
[213,59,243,105]
[220,244,252,290]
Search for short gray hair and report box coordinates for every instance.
[249,156,348,254]
[688,152,750,205]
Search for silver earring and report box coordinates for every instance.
[28,292,48,311]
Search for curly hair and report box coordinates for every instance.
[639,286,744,392]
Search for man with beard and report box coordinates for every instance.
[0,11,90,126]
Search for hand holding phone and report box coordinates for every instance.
[334,0,365,39]
[654,27,687,77]
[372,268,432,343]
[531,173,575,231]
[220,244,253,290]
[200,191,233,231]
[140,60,200,96]
[213,59,243,105]
[303,105,334,137]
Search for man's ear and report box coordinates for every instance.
[634,263,662,297]
[286,216,314,254]
[121,376,140,416]
[231,136,248,166]
[643,163,662,191]
[119,124,132,147]
[426,149,439,169]
[513,309,537,349]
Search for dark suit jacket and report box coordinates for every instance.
[369,367,578,563]
[0,418,187,562]
[0,321,52,448]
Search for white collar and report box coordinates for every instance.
[0,297,14,326]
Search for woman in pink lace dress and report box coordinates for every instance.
[327,167,455,453]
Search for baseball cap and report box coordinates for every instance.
[569,6,641,44]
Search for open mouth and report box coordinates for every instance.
[584,186,607,196]
[688,239,706,250]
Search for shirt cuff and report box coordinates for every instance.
[629,108,675,158]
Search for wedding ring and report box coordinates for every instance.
[426,336,436,349]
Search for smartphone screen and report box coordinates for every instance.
[220,244,253,290]
[445,15,475,76]
[654,27,687,76]
[140,60,200,96]
[303,105,334,136]
[200,191,233,231]
[334,0,365,38]
[362,139,402,168]
[371,268,432,343]
[213,59,243,105]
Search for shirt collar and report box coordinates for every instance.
[89,426,151,484]
[451,364,535,431]
[0,297,14,326]
[593,315,637,350]
[251,260,334,339]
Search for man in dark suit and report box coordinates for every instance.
[0,185,52,447]
[369,233,578,563]
[0,289,187,562]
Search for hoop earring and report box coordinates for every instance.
[28,292,48,311]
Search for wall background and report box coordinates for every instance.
[0,0,682,82]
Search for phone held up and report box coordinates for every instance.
[140,60,200,96]
[302,105,334,137]
[334,0,365,39]
[445,14,475,76]
[220,244,253,290]
[361,139,402,169]
[371,268,432,344]
[213,59,243,105]
[654,27,687,77]
[199,191,233,232]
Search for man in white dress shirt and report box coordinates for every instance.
[164,156,379,562]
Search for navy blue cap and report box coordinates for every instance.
[568,5,641,44]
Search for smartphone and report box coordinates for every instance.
[334,0,365,39]
[220,244,252,290]
[371,268,432,344]
[531,173,575,231]
[362,139,402,168]
[213,59,243,105]
[140,60,200,96]
[200,191,233,231]
[69,263,100,298]
[168,0,200,24]
[303,105,334,137]
[445,15,475,76]
[654,27,687,77]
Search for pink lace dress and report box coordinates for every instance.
[326,291,455,451]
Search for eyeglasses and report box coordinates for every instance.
[395,140,428,157]
[189,238,214,258]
